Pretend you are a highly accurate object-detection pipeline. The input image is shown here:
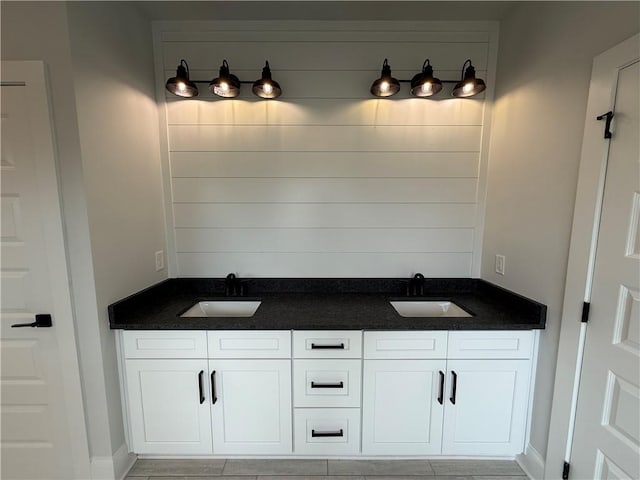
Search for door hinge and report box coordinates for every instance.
[581,302,590,323]
[596,111,614,139]
[562,461,570,479]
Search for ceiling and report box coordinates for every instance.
[134,1,517,21]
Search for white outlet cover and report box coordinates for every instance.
[495,254,505,275]
[155,250,164,271]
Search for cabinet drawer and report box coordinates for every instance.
[447,331,534,359]
[293,331,362,359]
[294,359,361,408]
[122,331,207,359]
[294,408,360,455]
[207,331,291,358]
[364,331,448,359]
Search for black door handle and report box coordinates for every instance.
[198,370,205,404]
[211,370,217,404]
[12,314,53,328]
[596,110,614,139]
[311,343,345,350]
[450,370,457,405]
[312,429,343,438]
[438,370,445,405]
[311,381,344,389]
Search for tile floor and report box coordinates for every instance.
[126,459,529,480]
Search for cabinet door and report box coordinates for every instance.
[442,359,531,456]
[362,359,446,455]
[125,359,212,454]
[210,359,292,454]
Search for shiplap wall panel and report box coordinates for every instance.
[172,204,477,229]
[175,228,474,253]
[170,152,479,178]
[176,252,473,277]
[166,98,484,126]
[156,22,494,277]
[168,125,482,152]
[163,69,487,100]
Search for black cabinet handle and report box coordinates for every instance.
[312,429,344,438]
[450,370,457,405]
[438,370,445,405]
[311,343,345,350]
[311,381,344,389]
[211,370,217,404]
[12,314,52,328]
[198,370,205,404]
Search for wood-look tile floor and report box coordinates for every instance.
[126,459,529,480]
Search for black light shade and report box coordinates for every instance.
[252,61,282,99]
[410,59,443,98]
[452,59,486,98]
[209,60,241,98]
[165,59,198,98]
[370,59,400,97]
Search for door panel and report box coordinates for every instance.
[362,359,446,455]
[1,74,76,479]
[571,59,640,480]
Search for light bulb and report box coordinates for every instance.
[463,82,474,94]
[177,82,186,92]
[220,82,229,92]
[421,82,432,94]
[380,81,389,92]
[263,83,273,94]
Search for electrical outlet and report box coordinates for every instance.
[495,254,505,275]
[155,250,165,271]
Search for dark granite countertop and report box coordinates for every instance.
[108,278,546,331]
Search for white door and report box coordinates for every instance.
[570,59,640,480]
[361,359,445,455]
[125,358,213,454]
[442,359,530,456]
[210,359,292,454]
[1,63,88,479]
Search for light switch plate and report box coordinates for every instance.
[155,250,165,271]
[495,254,505,275]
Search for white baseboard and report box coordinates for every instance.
[516,443,545,480]
[90,443,137,480]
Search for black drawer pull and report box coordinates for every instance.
[197,370,205,404]
[311,343,345,350]
[312,429,344,438]
[438,370,445,405]
[311,381,344,389]
[211,370,217,405]
[450,370,457,405]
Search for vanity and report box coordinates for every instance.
[109,277,546,458]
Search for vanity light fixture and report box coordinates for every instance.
[410,59,443,97]
[252,61,282,99]
[370,59,401,97]
[165,59,283,100]
[165,59,198,98]
[452,59,486,98]
[371,58,486,99]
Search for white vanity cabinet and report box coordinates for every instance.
[361,330,534,457]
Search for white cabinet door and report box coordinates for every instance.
[362,359,446,455]
[442,359,531,456]
[210,359,292,454]
[125,359,212,454]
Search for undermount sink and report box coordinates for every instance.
[390,301,472,318]
[180,301,262,318]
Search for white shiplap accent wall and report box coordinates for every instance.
[153,21,498,277]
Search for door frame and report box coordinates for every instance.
[1,61,91,478]
[545,34,640,479]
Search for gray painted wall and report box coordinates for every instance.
[482,0,640,461]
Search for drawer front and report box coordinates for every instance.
[447,331,534,359]
[294,359,361,408]
[208,331,291,359]
[364,331,448,359]
[294,408,361,455]
[122,331,207,359]
[293,331,362,359]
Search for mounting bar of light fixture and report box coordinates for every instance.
[166,59,282,99]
